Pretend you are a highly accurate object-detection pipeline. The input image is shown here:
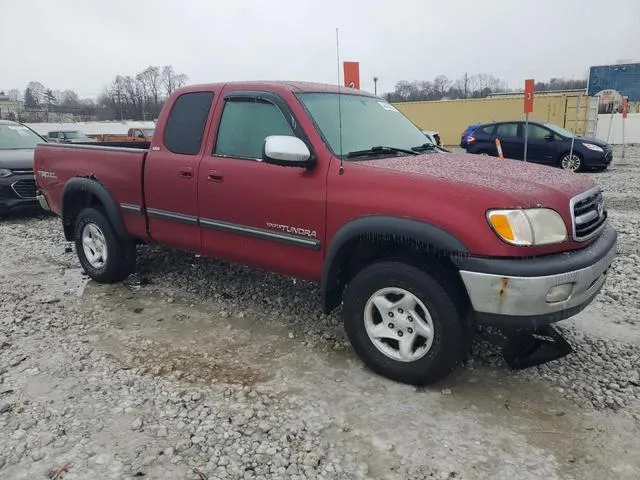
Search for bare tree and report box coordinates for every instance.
[140,66,162,114]
[60,90,80,108]
[7,89,21,102]
[433,75,451,98]
[24,81,45,107]
[388,72,513,102]
[100,65,189,120]
[161,65,188,97]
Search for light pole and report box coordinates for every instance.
[373,76,378,96]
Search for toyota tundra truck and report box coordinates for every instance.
[33,81,617,386]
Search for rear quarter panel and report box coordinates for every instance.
[34,144,149,240]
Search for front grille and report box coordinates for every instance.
[570,187,607,241]
[11,179,37,199]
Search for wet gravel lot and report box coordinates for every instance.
[1,146,639,479]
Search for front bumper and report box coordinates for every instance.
[0,175,39,214]
[583,148,613,169]
[456,227,617,329]
[36,192,51,211]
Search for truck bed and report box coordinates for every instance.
[34,142,150,240]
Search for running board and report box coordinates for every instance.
[479,325,573,370]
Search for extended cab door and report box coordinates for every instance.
[197,89,328,281]
[142,90,216,252]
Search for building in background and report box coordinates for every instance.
[587,62,640,113]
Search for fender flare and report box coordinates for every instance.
[61,177,132,241]
[320,215,470,314]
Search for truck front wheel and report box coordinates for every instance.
[342,261,472,386]
[74,207,136,283]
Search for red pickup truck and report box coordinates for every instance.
[34,81,617,386]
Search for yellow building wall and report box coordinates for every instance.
[393,93,591,146]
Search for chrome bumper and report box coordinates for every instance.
[36,193,50,211]
[459,238,617,321]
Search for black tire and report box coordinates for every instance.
[342,261,473,386]
[558,152,583,172]
[74,207,136,283]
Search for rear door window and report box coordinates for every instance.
[163,91,214,155]
[478,125,496,136]
[495,123,519,138]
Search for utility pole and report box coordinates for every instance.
[464,72,468,99]
[373,77,378,96]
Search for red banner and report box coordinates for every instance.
[343,61,360,89]
[524,78,535,113]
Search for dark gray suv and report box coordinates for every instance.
[0,120,47,216]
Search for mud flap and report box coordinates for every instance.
[479,325,573,370]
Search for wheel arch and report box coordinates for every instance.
[61,176,131,242]
[320,215,471,314]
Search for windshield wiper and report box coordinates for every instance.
[410,143,438,152]
[346,146,418,159]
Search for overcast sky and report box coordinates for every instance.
[2,0,639,98]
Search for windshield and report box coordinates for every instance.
[62,131,88,139]
[544,123,575,138]
[142,128,155,136]
[0,124,44,149]
[296,93,434,158]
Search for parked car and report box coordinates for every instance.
[0,120,47,216]
[46,130,96,144]
[460,123,480,148]
[422,130,450,153]
[421,130,450,153]
[461,120,613,171]
[34,81,616,386]
[422,130,441,146]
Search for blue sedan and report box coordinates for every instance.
[460,120,613,172]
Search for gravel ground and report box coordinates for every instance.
[1,145,639,479]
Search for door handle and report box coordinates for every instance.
[178,167,192,178]
[207,170,224,183]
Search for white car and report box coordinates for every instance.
[421,130,450,152]
[422,130,441,146]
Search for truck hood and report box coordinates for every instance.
[0,148,35,170]
[359,152,595,204]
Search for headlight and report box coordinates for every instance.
[582,143,604,152]
[487,208,567,246]
[0,168,13,178]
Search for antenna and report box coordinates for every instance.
[336,27,344,175]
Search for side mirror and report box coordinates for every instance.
[262,135,313,168]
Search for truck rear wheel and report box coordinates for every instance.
[74,207,136,283]
[342,261,472,386]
